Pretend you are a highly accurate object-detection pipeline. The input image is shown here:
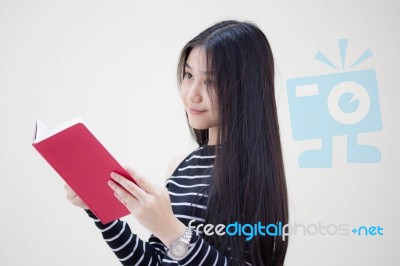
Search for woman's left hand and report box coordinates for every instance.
[108,167,187,248]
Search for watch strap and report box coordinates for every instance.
[167,227,193,259]
[173,226,192,245]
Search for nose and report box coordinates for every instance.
[187,80,203,103]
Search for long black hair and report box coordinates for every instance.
[177,20,289,266]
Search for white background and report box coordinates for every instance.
[1,0,399,265]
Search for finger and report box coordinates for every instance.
[123,167,143,190]
[114,193,135,215]
[71,196,89,209]
[125,167,154,194]
[66,188,78,200]
[64,183,74,193]
[66,193,77,201]
[64,183,78,197]
[110,172,147,201]
[64,183,88,209]
[114,191,130,209]
[109,180,139,208]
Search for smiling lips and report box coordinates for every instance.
[188,108,207,115]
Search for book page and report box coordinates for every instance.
[33,118,85,143]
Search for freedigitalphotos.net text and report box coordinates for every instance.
[188,220,384,241]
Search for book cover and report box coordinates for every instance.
[32,119,136,224]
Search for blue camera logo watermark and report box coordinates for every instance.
[286,39,382,168]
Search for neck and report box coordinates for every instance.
[207,126,218,145]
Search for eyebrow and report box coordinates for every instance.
[185,63,214,75]
[184,63,192,69]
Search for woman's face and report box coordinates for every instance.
[180,46,219,130]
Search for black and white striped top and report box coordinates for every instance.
[86,144,251,265]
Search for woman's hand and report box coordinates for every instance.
[108,167,187,248]
[64,183,89,209]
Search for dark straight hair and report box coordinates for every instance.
[177,20,289,266]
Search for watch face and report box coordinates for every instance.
[171,241,188,258]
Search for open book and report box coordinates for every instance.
[32,118,137,224]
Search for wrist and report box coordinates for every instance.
[167,226,193,259]
[158,217,187,249]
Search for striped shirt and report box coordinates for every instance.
[86,144,251,265]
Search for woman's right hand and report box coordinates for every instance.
[64,183,89,209]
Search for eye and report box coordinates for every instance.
[184,72,193,79]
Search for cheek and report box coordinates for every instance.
[178,87,186,100]
[211,103,219,121]
[180,91,188,107]
[208,95,218,114]
[179,82,188,99]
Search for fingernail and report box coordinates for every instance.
[110,172,116,179]
[108,180,114,187]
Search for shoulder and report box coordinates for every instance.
[165,147,198,179]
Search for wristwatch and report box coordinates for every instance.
[167,227,193,259]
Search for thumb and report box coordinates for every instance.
[125,167,153,193]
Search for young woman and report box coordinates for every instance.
[65,20,289,265]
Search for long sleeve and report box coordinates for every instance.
[85,145,252,265]
[87,208,250,265]
[85,209,166,265]
[174,231,230,266]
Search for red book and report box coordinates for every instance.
[32,118,137,224]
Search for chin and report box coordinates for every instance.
[191,126,208,130]
[189,123,209,130]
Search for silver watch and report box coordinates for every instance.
[167,227,193,259]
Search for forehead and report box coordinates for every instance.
[186,46,207,70]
